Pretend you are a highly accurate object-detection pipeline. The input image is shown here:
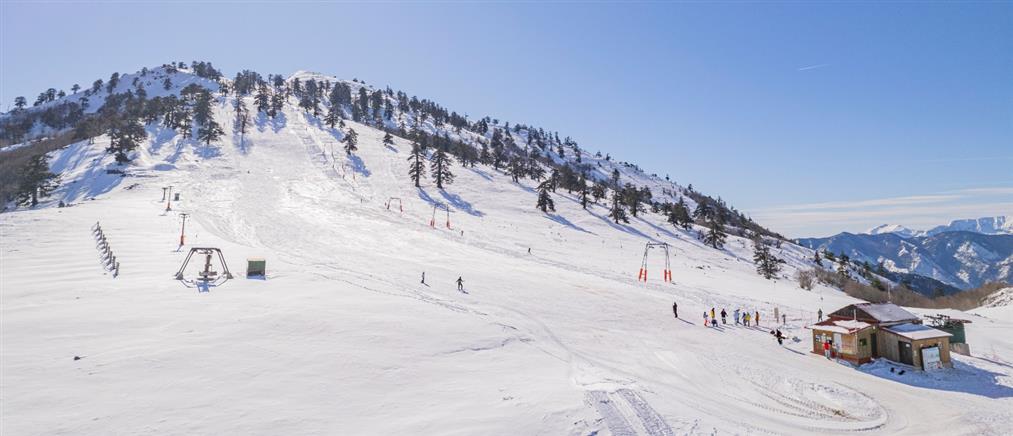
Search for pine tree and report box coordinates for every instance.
[693,201,715,222]
[234,98,250,147]
[702,217,727,249]
[591,183,606,203]
[197,119,224,145]
[16,154,59,207]
[342,128,358,155]
[536,180,555,213]
[107,116,147,163]
[753,237,783,279]
[270,93,285,118]
[382,132,395,148]
[622,183,645,217]
[669,197,693,230]
[14,96,26,110]
[608,189,629,224]
[507,156,524,182]
[429,146,454,189]
[577,175,590,209]
[407,142,426,187]
[255,85,271,114]
[324,104,341,128]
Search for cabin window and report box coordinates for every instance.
[859,338,868,347]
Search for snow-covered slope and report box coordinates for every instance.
[3,68,1013,435]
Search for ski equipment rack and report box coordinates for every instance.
[639,242,672,282]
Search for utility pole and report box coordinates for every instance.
[166,185,173,212]
[162,187,168,201]
[179,213,189,247]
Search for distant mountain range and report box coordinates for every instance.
[865,216,1012,239]
[799,227,1013,290]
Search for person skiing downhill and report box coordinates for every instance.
[421,272,426,284]
[672,301,678,318]
[720,309,727,324]
[818,308,823,321]
[456,276,464,292]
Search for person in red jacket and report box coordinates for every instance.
[823,340,831,359]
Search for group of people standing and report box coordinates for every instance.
[700,306,761,326]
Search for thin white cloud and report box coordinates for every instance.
[750,186,1013,238]
[797,63,829,71]
[760,194,960,213]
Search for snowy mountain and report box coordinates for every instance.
[863,216,1012,239]
[925,216,1013,237]
[3,63,1013,435]
[798,232,1013,290]
[867,224,917,238]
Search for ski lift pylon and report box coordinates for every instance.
[430,203,451,228]
[385,197,404,212]
[638,242,672,282]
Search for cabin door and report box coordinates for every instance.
[898,341,913,365]
[870,333,877,356]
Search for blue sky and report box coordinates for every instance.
[3,1,1011,237]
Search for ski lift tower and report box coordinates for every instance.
[638,242,672,282]
[430,203,451,228]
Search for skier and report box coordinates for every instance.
[672,301,678,318]
[528,247,532,254]
[743,312,751,327]
[720,309,727,324]
[421,271,426,284]
[703,312,709,327]
[734,308,740,325]
[755,310,760,326]
[775,329,784,345]
[456,276,464,292]
[710,308,716,320]
[823,340,831,359]
[818,308,823,321]
[782,314,787,325]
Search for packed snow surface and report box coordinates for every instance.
[3,96,1013,435]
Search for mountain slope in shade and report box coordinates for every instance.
[798,231,1013,290]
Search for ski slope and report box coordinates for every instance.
[3,84,1013,436]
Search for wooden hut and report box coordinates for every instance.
[811,303,953,370]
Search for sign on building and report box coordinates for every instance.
[922,346,943,372]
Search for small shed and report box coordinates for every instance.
[811,319,875,365]
[880,323,953,370]
[925,314,971,355]
[246,257,266,278]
